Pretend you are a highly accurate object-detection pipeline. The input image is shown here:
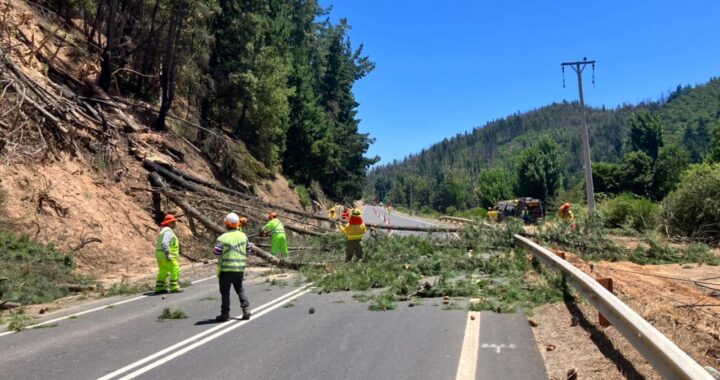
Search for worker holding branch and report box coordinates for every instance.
[262,212,289,258]
[340,208,367,262]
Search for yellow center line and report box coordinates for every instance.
[456,307,481,380]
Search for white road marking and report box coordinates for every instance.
[0,275,217,338]
[98,284,312,380]
[481,343,517,354]
[108,287,314,380]
[455,311,481,380]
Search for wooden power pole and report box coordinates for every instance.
[561,58,596,214]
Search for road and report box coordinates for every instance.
[362,205,454,237]
[0,210,547,380]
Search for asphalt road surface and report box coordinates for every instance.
[362,205,455,238]
[1,211,547,380]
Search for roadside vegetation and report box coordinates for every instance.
[0,230,93,306]
[302,221,564,312]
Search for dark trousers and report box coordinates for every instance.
[345,239,363,262]
[219,271,250,315]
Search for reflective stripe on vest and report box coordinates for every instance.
[217,230,247,272]
[155,227,179,257]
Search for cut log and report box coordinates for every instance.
[364,223,462,233]
[148,173,323,269]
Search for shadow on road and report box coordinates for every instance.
[563,293,646,380]
[194,319,224,326]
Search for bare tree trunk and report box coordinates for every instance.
[133,0,162,97]
[152,2,185,131]
[98,0,119,91]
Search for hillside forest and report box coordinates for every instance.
[24,0,377,200]
[367,79,720,242]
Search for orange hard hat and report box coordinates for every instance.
[268,212,277,220]
[160,214,178,227]
[239,217,248,226]
[560,203,571,210]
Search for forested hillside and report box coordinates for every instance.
[36,0,376,200]
[367,78,720,213]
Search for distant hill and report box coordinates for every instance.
[366,77,720,211]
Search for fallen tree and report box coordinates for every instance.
[364,223,462,233]
[144,160,324,237]
[148,173,324,269]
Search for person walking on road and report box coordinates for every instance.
[262,212,288,258]
[340,208,367,262]
[155,214,182,294]
[214,213,251,322]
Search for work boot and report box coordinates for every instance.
[241,307,251,320]
[215,313,230,322]
[169,288,184,293]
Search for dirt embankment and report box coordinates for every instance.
[531,245,720,379]
[0,0,304,284]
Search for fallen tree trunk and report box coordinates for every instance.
[145,159,342,225]
[144,160,325,236]
[149,173,323,269]
[365,223,462,233]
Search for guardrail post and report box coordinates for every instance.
[596,278,613,327]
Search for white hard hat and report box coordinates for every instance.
[224,212,240,227]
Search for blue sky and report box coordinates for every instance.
[319,1,720,165]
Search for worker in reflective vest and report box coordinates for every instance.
[213,213,251,322]
[155,214,182,294]
[262,212,288,258]
[340,208,367,262]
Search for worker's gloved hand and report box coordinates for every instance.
[165,252,172,261]
[247,243,253,255]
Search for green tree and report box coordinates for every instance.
[432,176,466,212]
[705,126,720,164]
[619,151,654,196]
[652,145,690,199]
[516,137,564,202]
[627,111,663,161]
[473,168,516,208]
[592,162,622,195]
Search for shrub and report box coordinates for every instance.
[600,193,661,232]
[663,164,720,243]
[295,185,311,208]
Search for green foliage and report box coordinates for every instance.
[516,137,564,202]
[432,176,466,212]
[706,126,720,164]
[652,145,691,199]
[7,313,33,332]
[295,185,311,208]
[301,221,562,312]
[104,280,152,297]
[663,164,720,243]
[627,111,663,160]
[0,230,92,305]
[474,168,516,208]
[629,234,719,265]
[619,151,654,196]
[593,162,622,194]
[599,194,660,232]
[158,307,188,320]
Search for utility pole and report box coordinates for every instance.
[561,58,596,215]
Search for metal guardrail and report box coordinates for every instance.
[514,234,713,380]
